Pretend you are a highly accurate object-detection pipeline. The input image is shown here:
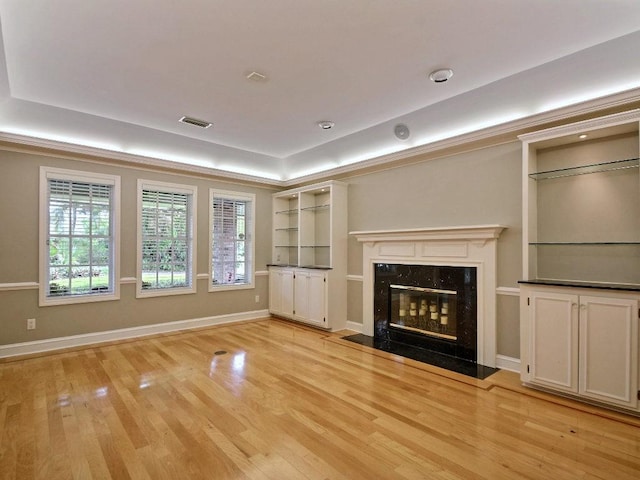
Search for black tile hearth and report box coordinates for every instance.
[342,333,498,380]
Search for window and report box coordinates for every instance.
[210,190,255,291]
[137,180,197,297]
[39,167,120,306]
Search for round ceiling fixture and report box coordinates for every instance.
[429,68,454,83]
[318,120,335,130]
[394,123,410,140]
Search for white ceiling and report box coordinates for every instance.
[1,0,640,184]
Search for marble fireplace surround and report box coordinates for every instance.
[351,225,506,368]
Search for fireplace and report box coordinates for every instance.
[375,263,477,361]
[351,225,506,372]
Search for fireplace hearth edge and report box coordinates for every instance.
[342,333,498,380]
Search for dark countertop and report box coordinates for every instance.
[518,279,640,292]
[267,264,333,270]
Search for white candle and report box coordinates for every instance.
[441,307,448,314]
[410,309,417,316]
[429,305,437,313]
[440,315,448,325]
[419,308,427,316]
[399,309,406,317]
[430,312,438,320]
[410,302,417,309]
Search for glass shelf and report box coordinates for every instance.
[274,227,298,232]
[529,157,639,180]
[275,208,299,215]
[300,204,330,211]
[275,245,298,248]
[300,245,330,249]
[530,242,640,245]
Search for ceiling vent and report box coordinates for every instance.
[179,116,212,129]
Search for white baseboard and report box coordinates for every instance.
[0,309,270,359]
[496,354,521,372]
[345,321,363,333]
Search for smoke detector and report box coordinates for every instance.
[429,68,454,83]
[394,124,410,140]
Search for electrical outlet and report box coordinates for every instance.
[255,295,260,303]
[27,318,36,330]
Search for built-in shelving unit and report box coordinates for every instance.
[521,110,640,286]
[269,180,347,331]
[519,109,640,414]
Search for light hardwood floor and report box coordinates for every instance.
[1,318,639,479]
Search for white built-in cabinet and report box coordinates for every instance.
[519,109,640,413]
[268,181,347,331]
[268,267,293,318]
[520,285,639,411]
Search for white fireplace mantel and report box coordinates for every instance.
[351,225,507,368]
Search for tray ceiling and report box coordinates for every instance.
[0,1,639,184]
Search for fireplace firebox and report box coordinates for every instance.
[375,263,477,362]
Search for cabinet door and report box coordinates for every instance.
[579,296,638,409]
[269,269,294,318]
[529,291,579,393]
[306,271,327,328]
[292,270,327,327]
[280,269,294,317]
[293,271,309,322]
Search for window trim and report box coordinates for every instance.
[209,189,255,292]
[136,179,197,298]
[39,166,121,307]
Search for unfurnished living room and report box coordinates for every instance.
[1,1,640,479]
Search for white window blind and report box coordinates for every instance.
[211,191,254,289]
[140,188,193,290]
[47,179,114,297]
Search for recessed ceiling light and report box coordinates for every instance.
[179,116,212,129]
[579,134,588,139]
[429,68,454,83]
[318,121,335,130]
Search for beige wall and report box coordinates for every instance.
[343,141,524,358]
[0,140,525,358]
[0,149,275,345]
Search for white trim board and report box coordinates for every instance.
[0,309,270,359]
[345,321,364,333]
[0,282,39,292]
[496,355,521,373]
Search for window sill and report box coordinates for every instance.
[209,283,254,293]
[39,291,120,307]
[136,286,196,299]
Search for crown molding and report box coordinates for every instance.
[0,131,286,187]
[284,86,640,186]
[1,86,639,189]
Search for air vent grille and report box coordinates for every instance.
[179,116,212,129]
